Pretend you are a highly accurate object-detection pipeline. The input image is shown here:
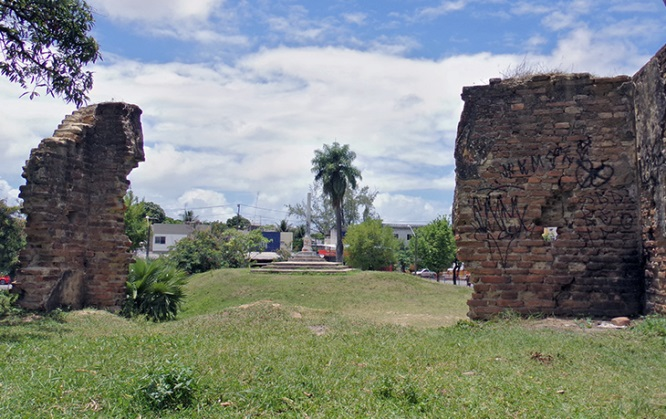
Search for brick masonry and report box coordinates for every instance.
[454,45,666,319]
[15,103,144,311]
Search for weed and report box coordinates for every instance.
[451,319,481,331]
[46,307,67,323]
[633,315,666,337]
[0,290,19,317]
[139,359,197,411]
[575,317,594,329]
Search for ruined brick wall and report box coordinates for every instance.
[453,74,642,319]
[16,103,144,311]
[635,45,666,314]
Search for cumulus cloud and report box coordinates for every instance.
[0,179,20,206]
[175,189,236,222]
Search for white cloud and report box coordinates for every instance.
[76,46,514,222]
[0,179,20,206]
[510,2,554,15]
[542,10,579,31]
[374,193,442,224]
[175,189,236,222]
[88,0,223,22]
[415,0,468,20]
[342,13,367,25]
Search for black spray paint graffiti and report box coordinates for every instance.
[578,189,636,243]
[638,136,666,185]
[575,139,614,188]
[500,145,574,179]
[499,139,613,188]
[471,191,533,267]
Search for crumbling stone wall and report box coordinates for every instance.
[635,45,666,314]
[16,103,144,311]
[453,74,643,319]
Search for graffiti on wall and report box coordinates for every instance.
[472,137,626,265]
[578,189,636,243]
[471,185,532,266]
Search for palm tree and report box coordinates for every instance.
[311,142,362,263]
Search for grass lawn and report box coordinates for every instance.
[1,269,666,418]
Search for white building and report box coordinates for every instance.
[150,223,210,255]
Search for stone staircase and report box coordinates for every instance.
[251,251,354,274]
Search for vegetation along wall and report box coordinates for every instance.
[16,103,144,311]
[454,44,666,319]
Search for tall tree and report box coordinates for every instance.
[0,0,100,106]
[226,214,251,230]
[311,142,362,263]
[143,201,166,224]
[0,199,25,275]
[123,191,148,252]
[410,216,456,282]
[123,191,169,251]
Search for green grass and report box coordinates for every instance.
[1,269,666,417]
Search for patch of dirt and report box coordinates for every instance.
[308,325,327,336]
[238,300,281,309]
[522,317,628,333]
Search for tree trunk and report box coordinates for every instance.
[335,204,344,263]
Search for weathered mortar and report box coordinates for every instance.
[453,73,643,319]
[16,103,144,311]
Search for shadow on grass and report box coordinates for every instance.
[0,311,72,343]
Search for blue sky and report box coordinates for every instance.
[1,0,664,226]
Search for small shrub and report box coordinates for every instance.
[0,290,19,317]
[140,360,197,411]
[375,375,423,406]
[46,307,66,323]
[123,258,188,322]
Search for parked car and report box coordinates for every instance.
[415,269,436,279]
[0,274,11,285]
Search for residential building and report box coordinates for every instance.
[150,223,210,256]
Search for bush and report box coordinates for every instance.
[344,219,399,270]
[123,258,188,322]
[0,290,19,317]
[167,231,224,274]
[140,360,197,411]
[167,228,268,274]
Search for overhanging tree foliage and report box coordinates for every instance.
[411,216,456,282]
[344,219,399,271]
[311,142,362,262]
[0,0,101,106]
